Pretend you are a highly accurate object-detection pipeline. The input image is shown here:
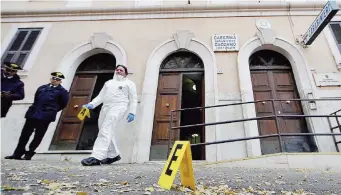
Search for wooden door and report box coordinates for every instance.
[152,73,182,145]
[251,70,309,154]
[52,75,97,149]
[252,71,278,154]
[272,71,311,152]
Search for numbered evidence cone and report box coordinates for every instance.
[77,107,91,121]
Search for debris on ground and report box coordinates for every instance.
[1,160,340,194]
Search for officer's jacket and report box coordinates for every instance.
[1,73,25,117]
[25,84,69,122]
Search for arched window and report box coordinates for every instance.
[249,50,291,69]
[77,53,116,72]
[161,51,204,70]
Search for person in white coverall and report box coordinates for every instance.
[81,65,137,166]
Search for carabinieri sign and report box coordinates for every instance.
[302,1,339,45]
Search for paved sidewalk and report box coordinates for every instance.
[1,160,341,194]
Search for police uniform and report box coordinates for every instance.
[5,72,69,160]
[1,63,25,117]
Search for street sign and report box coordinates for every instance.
[302,1,339,45]
[158,141,195,191]
[77,107,90,120]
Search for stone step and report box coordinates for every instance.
[197,152,341,172]
[34,151,92,163]
[33,152,341,172]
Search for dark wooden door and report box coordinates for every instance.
[152,73,182,145]
[251,70,311,154]
[52,75,97,150]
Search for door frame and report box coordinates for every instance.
[152,70,205,159]
[237,36,334,156]
[135,33,219,163]
[179,72,206,156]
[250,65,309,154]
[201,74,206,160]
[42,35,126,154]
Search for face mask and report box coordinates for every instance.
[114,73,125,81]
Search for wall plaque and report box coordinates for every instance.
[313,73,341,87]
[212,34,239,52]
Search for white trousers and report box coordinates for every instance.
[90,104,127,160]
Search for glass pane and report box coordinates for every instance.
[2,53,15,63]
[22,30,41,51]
[15,53,28,67]
[161,51,204,69]
[249,50,291,67]
[77,53,116,71]
[9,31,28,51]
[163,59,178,69]
[330,23,341,44]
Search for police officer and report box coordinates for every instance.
[5,72,69,160]
[1,62,25,118]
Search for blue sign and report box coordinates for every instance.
[303,1,339,45]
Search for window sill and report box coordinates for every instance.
[13,100,34,104]
[17,70,29,78]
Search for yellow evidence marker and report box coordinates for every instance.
[158,141,195,191]
[77,107,91,121]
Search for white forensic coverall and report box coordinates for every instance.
[89,75,137,160]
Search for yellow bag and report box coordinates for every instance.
[77,107,91,121]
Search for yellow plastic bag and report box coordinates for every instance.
[77,107,91,121]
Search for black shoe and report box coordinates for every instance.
[81,157,101,166]
[101,155,121,165]
[4,154,23,160]
[23,151,36,160]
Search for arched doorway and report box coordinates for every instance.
[249,50,317,154]
[150,51,205,160]
[50,53,116,150]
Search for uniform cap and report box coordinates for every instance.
[4,62,22,71]
[51,72,65,79]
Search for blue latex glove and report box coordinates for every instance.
[82,104,94,110]
[127,113,135,123]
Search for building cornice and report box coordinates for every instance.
[1,1,337,17]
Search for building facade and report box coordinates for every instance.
[1,0,341,163]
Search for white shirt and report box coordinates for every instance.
[3,73,13,79]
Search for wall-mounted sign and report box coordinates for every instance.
[212,34,239,52]
[302,1,339,45]
[313,72,341,87]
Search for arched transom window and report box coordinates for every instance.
[161,51,204,70]
[249,50,291,69]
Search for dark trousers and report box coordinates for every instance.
[13,119,50,156]
[1,98,12,118]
